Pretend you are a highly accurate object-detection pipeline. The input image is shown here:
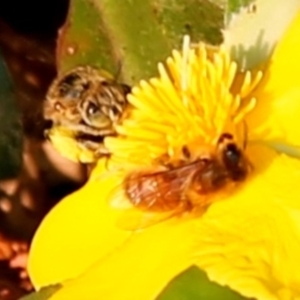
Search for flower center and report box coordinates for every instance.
[105,36,263,169]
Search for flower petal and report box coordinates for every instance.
[48,217,195,300]
[262,8,300,98]
[194,145,300,300]
[28,159,131,289]
[247,9,300,147]
[34,145,300,300]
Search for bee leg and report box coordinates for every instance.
[94,144,111,158]
[77,139,100,152]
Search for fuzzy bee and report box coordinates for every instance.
[43,65,130,161]
[110,133,251,230]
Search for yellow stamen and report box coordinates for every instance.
[105,36,263,168]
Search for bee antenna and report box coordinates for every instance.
[114,60,123,82]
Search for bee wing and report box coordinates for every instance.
[106,164,203,230]
[109,182,133,209]
[107,179,181,230]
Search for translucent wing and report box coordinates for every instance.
[108,161,206,230]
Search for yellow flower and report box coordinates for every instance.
[28,9,300,300]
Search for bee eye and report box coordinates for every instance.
[223,143,248,181]
[87,102,99,116]
[223,144,241,167]
[59,73,81,86]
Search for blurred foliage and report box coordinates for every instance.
[0,55,22,179]
[57,0,224,84]
[157,266,252,300]
[20,284,61,300]
[227,0,254,14]
[20,267,252,300]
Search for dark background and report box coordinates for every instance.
[0,1,84,299]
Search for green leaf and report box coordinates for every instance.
[0,51,22,179]
[227,0,254,15]
[19,285,62,300]
[57,0,224,84]
[156,266,254,300]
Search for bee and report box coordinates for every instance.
[43,65,130,156]
[110,133,251,230]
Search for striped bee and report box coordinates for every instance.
[43,65,130,158]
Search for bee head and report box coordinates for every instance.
[217,133,249,181]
